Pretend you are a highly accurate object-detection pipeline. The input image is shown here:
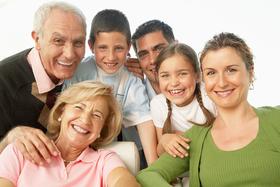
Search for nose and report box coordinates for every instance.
[63,44,75,60]
[170,75,179,86]
[217,73,228,88]
[146,51,157,65]
[107,48,116,61]
[80,110,91,125]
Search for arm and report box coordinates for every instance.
[136,151,189,187]
[137,120,158,165]
[0,178,14,187]
[156,128,190,158]
[107,167,140,187]
[0,126,59,165]
[124,57,144,80]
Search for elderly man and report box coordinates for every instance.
[0,1,86,165]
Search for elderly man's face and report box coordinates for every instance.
[33,9,86,83]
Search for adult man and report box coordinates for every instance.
[128,20,175,100]
[0,1,86,165]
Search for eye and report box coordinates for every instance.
[154,45,165,53]
[115,46,125,52]
[138,51,148,60]
[74,105,83,110]
[53,38,64,46]
[97,45,107,51]
[179,71,189,76]
[226,67,237,73]
[205,70,215,76]
[159,73,169,78]
[74,40,85,48]
[92,112,103,119]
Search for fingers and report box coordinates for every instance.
[14,139,33,162]
[37,133,59,157]
[126,58,140,67]
[12,127,59,165]
[15,138,45,165]
[167,136,191,158]
[125,58,144,79]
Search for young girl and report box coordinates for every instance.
[151,43,216,158]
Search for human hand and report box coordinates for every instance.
[125,57,144,79]
[159,133,190,158]
[7,126,59,165]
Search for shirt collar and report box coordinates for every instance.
[74,147,101,163]
[27,48,63,94]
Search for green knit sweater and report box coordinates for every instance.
[137,106,280,187]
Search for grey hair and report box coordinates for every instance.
[33,1,86,36]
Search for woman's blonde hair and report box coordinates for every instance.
[47,80,122,149]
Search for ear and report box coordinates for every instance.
[88,39,94,54]
[249,64,255,82]
[32,31,41,50]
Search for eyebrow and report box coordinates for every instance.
[159,68,192,74]
[137,42,167,55]
[52,32,85,41]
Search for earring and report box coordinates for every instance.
[249,78,255,90]
[58,117,62,122]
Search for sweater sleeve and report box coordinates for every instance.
[136,128,195,186]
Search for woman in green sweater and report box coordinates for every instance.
[136,32,280,187]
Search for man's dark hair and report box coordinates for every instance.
[131,20,175,52]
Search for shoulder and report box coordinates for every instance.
[0,49,34,92]
[76,56,97,73]
[256,106,280,129]
[0,143,23,161]
[123,67,144,85]
[87,148,122,162]
[151,94,166,107]
[94,149,125,170]
[256,106,280,120]
[64,56,97,87]
[183,124,210,140]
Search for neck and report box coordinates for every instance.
[55,137,84,162]
[214,101,256,128]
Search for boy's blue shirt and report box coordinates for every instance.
[63,55,152,127]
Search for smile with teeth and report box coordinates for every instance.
[169,89,185,96]
[72,124,89,134]
[58,61,74,66]
[215,89,234,97]
[105,62,118,67]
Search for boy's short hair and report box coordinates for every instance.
[89,9,131,45]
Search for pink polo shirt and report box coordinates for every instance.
[27,48,63,93]
[0,144,125,187]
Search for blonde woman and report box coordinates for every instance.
[0,81,139,187]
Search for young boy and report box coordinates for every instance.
[64,9,157,168]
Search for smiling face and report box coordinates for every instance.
[57,96,109,150]
[201,47,253,109]
[135,31,169,82]
[90,31,130,74]
[158,54,198,107]
[33,8,86,83]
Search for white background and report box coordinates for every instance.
[0,0,279,107]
